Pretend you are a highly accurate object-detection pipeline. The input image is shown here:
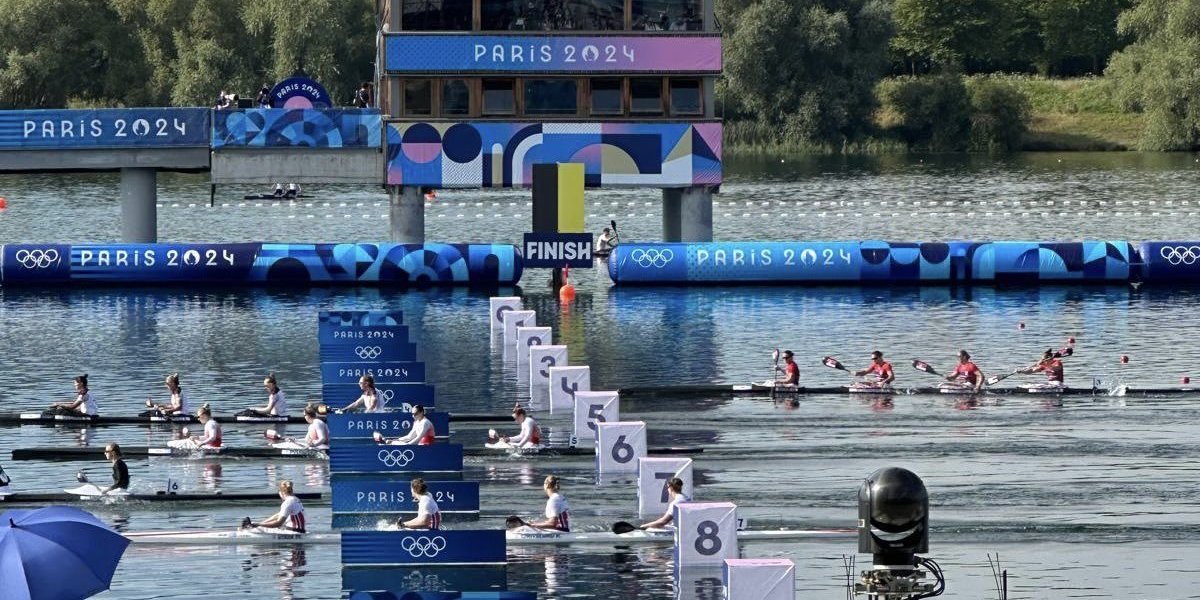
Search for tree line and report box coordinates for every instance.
[0,0,1196,150]
[0,0,374,110]
[720,0,1200,151]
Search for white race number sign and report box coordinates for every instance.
[489,296,521,333]
[674,502,737,567]
[724,559,795,600]
[572,391,619,447]
[529,345,568,403]
[595,421,646,474]
[501,310,535,350]
[637,457,693,517]
[515,326,551,369]
[547,365,589,414]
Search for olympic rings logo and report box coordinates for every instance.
[400,535,447,558]
[380,389,395,402]
[355,346,383,359]
[377,449,415,467]
[13,249,60,269]
[630,248,674,268]
[1160,245,1200,266]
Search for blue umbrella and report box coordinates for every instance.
[0,506,130,600]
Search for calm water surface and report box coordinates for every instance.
[1,153,1199,599]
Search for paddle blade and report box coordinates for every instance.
[264,429,281,441]
[772,349,780,363]
[610,219,617,231]
[505,515,525,530]
[822,356,847,371]
[75,471,88,483]
[612,521,637,534]
[912,360,939,375]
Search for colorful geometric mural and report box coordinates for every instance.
[607,241,1138,284]
[385,121,722,188]
[0,243,519,286]
[212,109,382,149]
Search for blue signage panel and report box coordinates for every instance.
[385,34,721,73]
[522,233,593,268]
[342,566,510,595]
[332,480,480,514]
[319,325,409,346]
[0,108,210,149]
[319,342,417,363]
[323,383,435,411]
[328,412,450,439]
[319,310,405,331]
[0,243,259,284]
[329,444,463,474]
[320,362,425,384]
[342,530,504,566]
[270,76,332,109]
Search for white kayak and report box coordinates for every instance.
[125,527,339,545]
[270,441,329,451]
[123,525,854,546]
[938,382,980,394]
[847,383,895,394]
[485,441,545,452]
[1019,382,1067,394]
[63,484,131,499]
[504,525,854,545]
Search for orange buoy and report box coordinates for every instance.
[1120,355,1129,364]
[1068,336,1076,345]
[1182,376,1191,385]
[0,197,7,209]
[559,265,576,302]
[424,190,437,201]
[559,282,576,302]
[1018,322,1026,330]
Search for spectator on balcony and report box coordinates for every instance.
[256,85,272,108]
[354,82,373,108]
[215,90,230,110]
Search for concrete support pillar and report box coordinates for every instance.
[120,167,157,243]
[389,185,425,243]
[662,187,714,242]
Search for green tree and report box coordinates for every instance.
[1107,0,1200,150]
[0,0,149,108]
[721,0,894,146]
[967,78,1031,151]
[891,0,1002,70]
[880,72,971,150]
[1037,0,1130,74]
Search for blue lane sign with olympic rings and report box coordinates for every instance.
[341,530,505,566]
[321,383,436,411]
[329,444,463,474]
[319,341,417,363]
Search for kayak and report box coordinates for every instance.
[126,527,338,545]
[241,194,310,200]
[479,442,701,456]
[123,525,855,546]
[504,525,854,545]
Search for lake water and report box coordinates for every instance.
[1,152,1199,599]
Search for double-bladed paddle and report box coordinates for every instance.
[987,344,1074,386]
[911,360,941,377]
